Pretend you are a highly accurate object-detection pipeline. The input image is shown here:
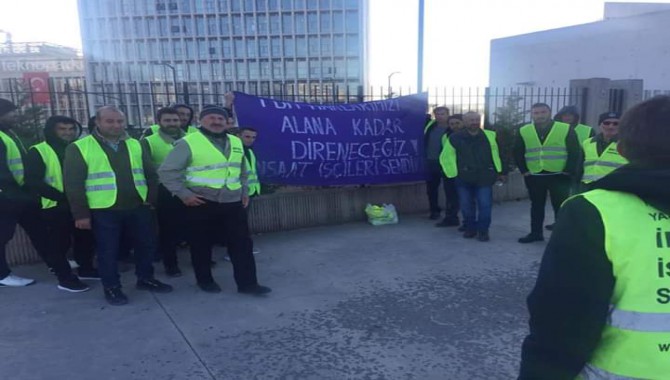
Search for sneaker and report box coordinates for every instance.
[68,260,80,269]
[435,219,460,227]
[0,274,36,287]
[165,266,183,278]
[477,232,490,242]
[238,284,272,295]
[58,277,90,293]
[463,231,477,239]
[545,223,554,231]
[198,281,222,293]
[518,234,544,244]
[77,268,101,280]
[104,287,128,306]
[429,212,441,220]
[136,278,173,293]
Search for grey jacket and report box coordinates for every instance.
[158,132,248,203]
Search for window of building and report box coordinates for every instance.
[333,58,345,78]
[268,0,279,11]
[223,61,233,79]
[345,10,358,32]
[182,17,192,34]
[231,0,242,11]
[175,63,185,81]
[212,62,223,80]
[220,15,230,35]
[322,59,333,77]
[188,63,198,80]
[284,60,296,79]
[248,60,259,80]
[272,60,283,77]
[282,14,293,34]
[170,17,181,34]
[148,40,159,58]
[246,39,257,58]
[333,11,343,33]
[198,39,209,59]
[259,37,269,57]
[320,36,331,55]
[134,18,145,37]
[269,14,280,34]
[244,0,255,11]
[222,39,232,56]
[307,13,318,34]
[296,36,306,56]
[307,0,318,9]
[195,0,205,12]
[345,0,357,9]
[295,13,306,34]
[260,60,270,79]
[346,58,359,78]
[122,19,133,38]
[232,15,243,35]
[207,16,218,35]
[200,62,210,80]
[205,0,216,12]
[319,0,329,8]
[157,0,168,13]
[245,15,256,34]
[281,0,292,9]
[160,40,171,58]
[218,0,229,11]
[256,0,267,11]
[294,0,305,10]
[234,38,245,57]
[270,37,281,56]
[125,43,135,60]
[283,37,294,56]
[174,42,184,59]
[297,60,308,79]
[186,40,197,58]
[181,0,191,12]
[331,0,342,8]
[257,14,268,34]
[195,17,205,36]
[333,35,344,55]
[318,12,331,34]
[309,59,320,78]
[137,43,147,60]
[158,18,168,37]
[236,61,248,79]
[346,34,358,55]
[308,36,319,55]
[209,40,218,55]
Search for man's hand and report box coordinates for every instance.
[182,195,207,207]
[224,92,235,108]
[242,195,250,208]
[75,218,91,230]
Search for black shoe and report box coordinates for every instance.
[429,212,441,220]
[198,281,222,293]
[477,232,490,242]
[518,234,544,244]
[57,276,90,293]
[238,284,272,295]
[458,225,467,232]
[435,219,460,227]
[165,266,182,278]
[104,287,128,306]
[77,268,101,280]
[136,278,173,293]
[545,223,554,231]
[463,231,477,239]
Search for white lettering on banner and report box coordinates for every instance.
[291,138,416,161]
[259,161,313,178]
[257,98,401,112]
[351,118,405,136]
[318,157,420,179]
[281,116,337,135]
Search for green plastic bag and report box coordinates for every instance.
[365,204,399,226]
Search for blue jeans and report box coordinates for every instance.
[455,180,493,233]
[91,206,156,288]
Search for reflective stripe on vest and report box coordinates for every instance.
[0,130,25,185]
[73,135,148,209]
[439,130,502,178]
[575,124,593,143]
[183,131,244,190]
[519,122,570,173]
[423,119,436,134]
[245,148,260,196]
[575,189,670,379]
[144,132,175,167]
[31,142,63,209]
[581,138,628,184]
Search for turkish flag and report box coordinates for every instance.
[22,72,51,105]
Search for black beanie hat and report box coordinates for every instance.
[200,105,231,119]
[598,111,621,125]
[0,98,17,118]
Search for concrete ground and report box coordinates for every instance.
[1,199,548,380]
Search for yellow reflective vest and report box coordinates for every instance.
[575,124,593,144]
[519,122,570,174]
[581,138,628,184]
[73,135,148,209]
[144,132,176,168]
[245,148,260,196]
[439,130,502,178]
[30,142,63,209]
[149,124,198,135]
[182,131,244,190]
[0,129,25,185]
[576,189,670,379]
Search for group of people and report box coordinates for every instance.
[0,96,270,306]
[424,104,626,243]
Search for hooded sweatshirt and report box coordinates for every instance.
[554,105,582,126]
[24,116,82,207]
[518,163,670,379]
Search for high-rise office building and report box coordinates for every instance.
[78,0,369,125]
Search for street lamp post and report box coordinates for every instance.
[155,62,177,104]
[387,71,401,98]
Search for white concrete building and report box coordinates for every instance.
[489,2,670,89]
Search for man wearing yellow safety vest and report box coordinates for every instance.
[237,127,261,197]
[519,96,670,379]
[514,103,581,243]
[141,103,197,138]
[0,99,54,287]
[24,116,97,292]
[64,106,173,306]
[578,112,627,191]
[554,105,595,144]
[439,112,506,242]
[424,106,460,226]
[141,107,193,277]
[159,106,271,295]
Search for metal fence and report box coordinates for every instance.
[0,77,587,131]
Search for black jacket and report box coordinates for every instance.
[24,116,82,208]
[423,119,454,159]
[0,124,34,203]
[448,130,507,186]
[513,121,582,177]
[519,163,670,379]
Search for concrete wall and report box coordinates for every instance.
[6,172,528,266]
[489,10,670,89]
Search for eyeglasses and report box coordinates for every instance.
[602,121,619,126]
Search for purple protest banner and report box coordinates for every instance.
[234,92,428,186]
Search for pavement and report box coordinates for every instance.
[1,199,548,380]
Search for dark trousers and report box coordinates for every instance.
[41,207,95,273]
[91,206,156,289]
[184,200,257,289]
[426,160,459,221]
[156,187,186,269]
[523,174,571,236]
[456,180,493,233]
[0,199,59,279]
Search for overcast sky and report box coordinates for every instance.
[0,0,664,88]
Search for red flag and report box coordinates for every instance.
[22,72,51,105]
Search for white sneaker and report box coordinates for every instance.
[0,274,36,287]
